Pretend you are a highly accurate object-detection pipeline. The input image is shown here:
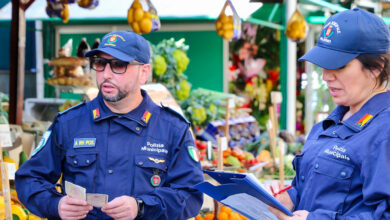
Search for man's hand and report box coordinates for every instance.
[58,196,93,220]
[101,196,138,220]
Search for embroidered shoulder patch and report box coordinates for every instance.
[187,146,200,162]
[31,130,52,157]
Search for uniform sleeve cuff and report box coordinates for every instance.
[49,196,62,218]
[287,187,297,210]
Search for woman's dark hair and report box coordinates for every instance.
[356,53,390,88]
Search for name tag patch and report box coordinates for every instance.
[73,138,96,148]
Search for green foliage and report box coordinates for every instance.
[180,88,224,127]
[151,38,191,101]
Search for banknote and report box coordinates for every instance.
[87,193,108,207]
[65,181,86,200]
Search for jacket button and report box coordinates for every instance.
[340,171,346,177]
[315,163,319,169]
[332,131,336,135]
[301,175,305,181]
[138,162,143,165]
[73,160,78,165]
[136,127,140,131]
[86,160,90,164]
[108,169,114,174]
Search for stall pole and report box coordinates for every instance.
[9,0,35,124]
[278,139,285,186]
[0,142,12,220]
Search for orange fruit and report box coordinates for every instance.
[229,212,242,220]
[195,214,204,220]
[218,212,229,220]
[220,206,232,214]
[204,213,214,220]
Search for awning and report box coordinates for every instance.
[0,0,262,21]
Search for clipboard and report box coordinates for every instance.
[195,170,293,220]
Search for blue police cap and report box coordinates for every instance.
[85,30,150,64]
[299,8,390,70]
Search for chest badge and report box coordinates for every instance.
[356,113,373,127]
[187,146,200,162]
[151,169,161,187]
[93,108,100,119]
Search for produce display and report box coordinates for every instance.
[151,38,191,101]
[195,205,248,220]
[46,56,93,86]
[127,0,160,34]
[0,152,45,220]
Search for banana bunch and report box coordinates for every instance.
[127,0,155,34]
[216,13,234,40]
[285,9,307,42]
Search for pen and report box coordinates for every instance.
[273,185,292,197]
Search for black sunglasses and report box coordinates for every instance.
[90,57,144,74]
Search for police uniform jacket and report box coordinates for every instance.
[15,90,204,219]
[288,91,390,219]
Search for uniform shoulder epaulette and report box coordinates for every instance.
[161,104,190,124]
[58,101,86,115]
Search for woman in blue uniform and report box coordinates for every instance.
[15,31,203,220]
[269,8,390,220]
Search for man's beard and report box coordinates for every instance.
[99,80,128,102]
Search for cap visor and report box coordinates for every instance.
[84,47,136,62]
[298,46,359,69]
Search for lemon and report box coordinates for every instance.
[216,21,222,30]
[127,8,134,23]
[223,30,233,40]
[144,11,152,19]
[131,22,141,34]
[219,14,228,24]
[217,29,224,36]
[223,23,233,31]
[227,15,233,24]
[140,18,153,33]
[132,0,142,9]
[134,8,144,22]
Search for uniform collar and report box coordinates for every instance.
[342,91,390,132]
[322,105,348,130]
[323,91,390,132]
[90,89,154,127]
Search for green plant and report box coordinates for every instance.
[152,38,191,101]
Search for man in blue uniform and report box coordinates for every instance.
[15,31,204,219]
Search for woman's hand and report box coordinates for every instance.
[267,181,294,211]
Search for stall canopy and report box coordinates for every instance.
[0,0,262,21]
